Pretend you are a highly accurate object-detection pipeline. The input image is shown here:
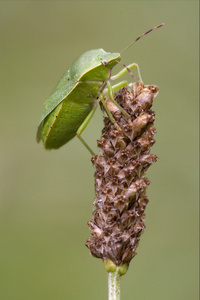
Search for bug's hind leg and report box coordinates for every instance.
[76,103,97,155]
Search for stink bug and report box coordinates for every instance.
[37,24,164,155]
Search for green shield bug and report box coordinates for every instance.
[37,24,164,155]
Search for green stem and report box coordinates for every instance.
[108,270,121,300]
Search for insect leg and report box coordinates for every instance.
[76,103,97,155]
[110,63,143,83]
[111,81,128,92]
[103,81,128,95]
[99,94,121,131]
[107,81,131,121]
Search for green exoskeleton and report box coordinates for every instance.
[37,24,164,155]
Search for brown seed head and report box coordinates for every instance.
[86,82,159,267]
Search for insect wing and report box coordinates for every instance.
[36,78,77,142]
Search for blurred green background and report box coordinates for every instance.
[0,1,198,300]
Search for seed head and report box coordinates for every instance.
[86,82,159,267]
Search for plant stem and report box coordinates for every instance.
[108,269,121,300]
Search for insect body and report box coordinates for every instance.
[36,49,120,152]
[37,24,164,154]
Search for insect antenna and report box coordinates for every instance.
[120,23,165,54]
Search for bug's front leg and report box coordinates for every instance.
[110,63,143,83]
[99,94,122,132]
[76,102,97,155]
[107,81,131,122]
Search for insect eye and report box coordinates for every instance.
[100,58,109,66]
[103,60,108,66]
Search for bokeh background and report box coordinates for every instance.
[0,1,198,300]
